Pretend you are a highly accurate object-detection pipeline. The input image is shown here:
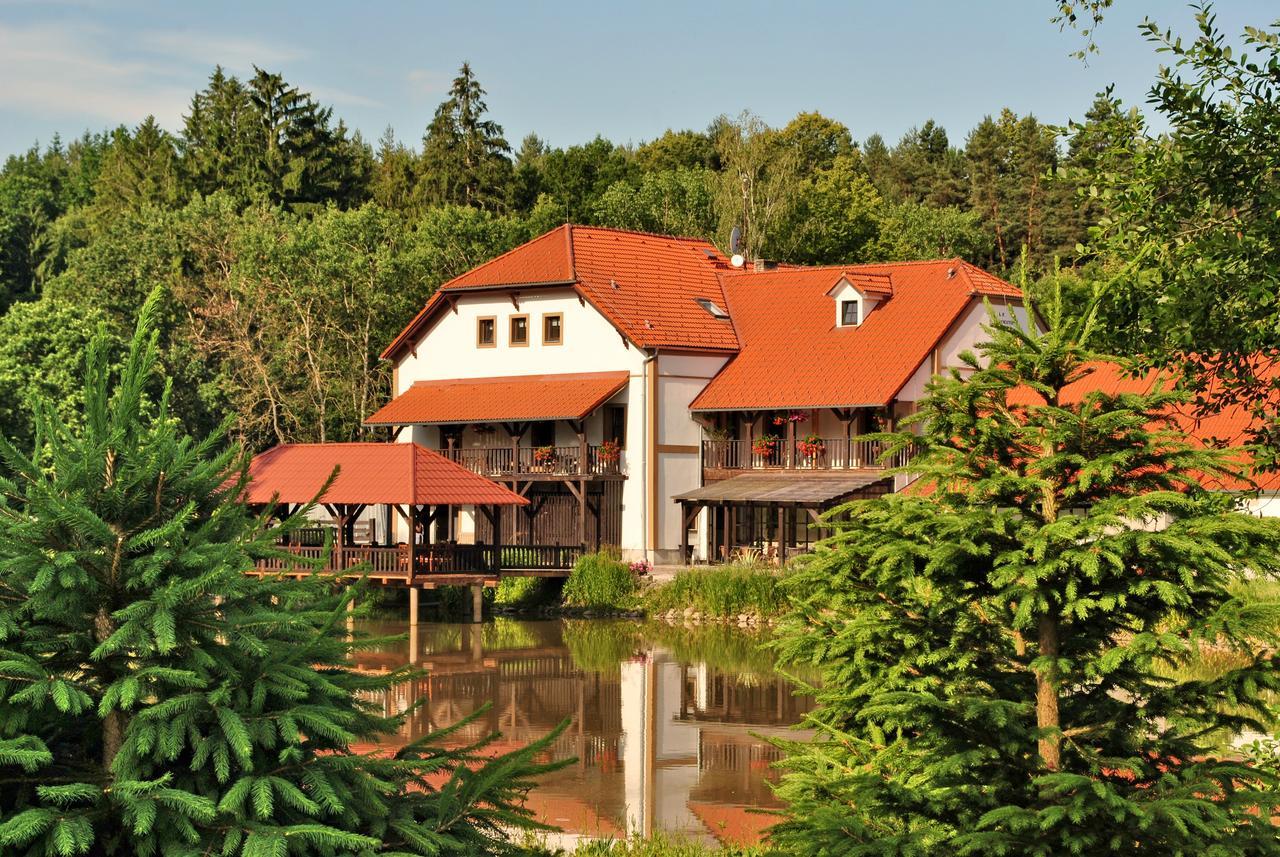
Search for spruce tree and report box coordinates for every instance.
[0,291,563,856]
[773,292,1280,855]
[419,63,512,212]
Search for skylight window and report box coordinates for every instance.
[696,298,730,320]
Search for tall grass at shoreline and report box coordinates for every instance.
[642,563,787,618]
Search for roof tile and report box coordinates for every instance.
[364,371,629,426]
[246,442,528,506]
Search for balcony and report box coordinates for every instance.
[702,436,915,474]
[446,444,624,479]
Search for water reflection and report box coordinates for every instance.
[352,618,812,846]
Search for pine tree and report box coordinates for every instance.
[419,63,512,212]
[772,290,1280,855]
[0,290,564,856]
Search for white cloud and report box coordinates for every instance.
[0,21,192,126]
[134,29,306,72]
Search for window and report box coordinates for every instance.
[476,316,496,347]
[840,300,860,326]
[543,313,563,345]
[509,314,529,346]
[695,297,730,320]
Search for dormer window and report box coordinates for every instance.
[840,300,860,326]
[696,298,730,320]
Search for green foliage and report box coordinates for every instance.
[771,296,1280,855]
[0,295,125,448]
[491,575,559,609]
[419,63,512,212]
[642,564,786,618]
[1083,9,1280,467]
[560,549,637,609]
[0,295,568,855]
[870,201,991,262]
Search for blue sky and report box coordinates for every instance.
[0,1,1275,158]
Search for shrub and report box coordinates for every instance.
[492,574,559,608]
[643,563,787,617]
[561,547,638,608]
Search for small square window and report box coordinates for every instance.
[509,314,529,346]
[543,313,563,345]
[476,317,496,347]
[841,300,859,326]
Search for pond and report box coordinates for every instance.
[351,617,813,848]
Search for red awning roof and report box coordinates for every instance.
[364,371,629,426]
[245,442,528,506]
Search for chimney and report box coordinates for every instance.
[752,258,778,272]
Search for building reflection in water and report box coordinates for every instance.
[351,619,813,846]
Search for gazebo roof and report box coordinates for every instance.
[245,442,528,507]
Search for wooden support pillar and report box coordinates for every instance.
[491,505,502,571]
[408,584,419,626]
[680,502,690,565]
[470,583,483,624]
[785,417,796,468]
[777,505,785,559]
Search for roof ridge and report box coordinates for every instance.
[567,222,718,246]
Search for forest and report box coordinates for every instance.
[0,59,1133,451]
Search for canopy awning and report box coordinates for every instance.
[364,371,629,427]
[673,471,890,507]
[245,442,528,507]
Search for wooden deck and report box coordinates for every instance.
[247,542,581,587]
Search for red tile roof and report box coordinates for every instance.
[245,442,528,506]
[690,260,1022,412]
[364,371,629,426]
[1009,361,1280,492]
[381,225,738,360]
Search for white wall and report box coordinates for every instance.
[652,353,729,562]
[897,298,1029,403]
[395,288,644,391]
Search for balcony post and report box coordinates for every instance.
[785,418,796,468]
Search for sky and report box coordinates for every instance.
[0,1,1276,159]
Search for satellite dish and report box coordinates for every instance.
[730,253,745,268]
[729,225,742,255]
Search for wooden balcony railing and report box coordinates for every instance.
[702,436,918,472]
[253,542,583,578]
[447,445,623,478]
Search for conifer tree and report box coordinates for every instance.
[0,290,563,856]
[419,63,512,212]
[773,291,1280,855]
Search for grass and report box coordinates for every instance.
[561,548,639,609]
[642,563,788,618]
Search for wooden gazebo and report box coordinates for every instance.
[243,442,546,618]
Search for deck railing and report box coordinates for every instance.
[447,445,622,478]
[702,435,918,472]
[254,542,583,577]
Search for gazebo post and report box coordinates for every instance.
[491,504,502,571]
[406,503,417,587]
